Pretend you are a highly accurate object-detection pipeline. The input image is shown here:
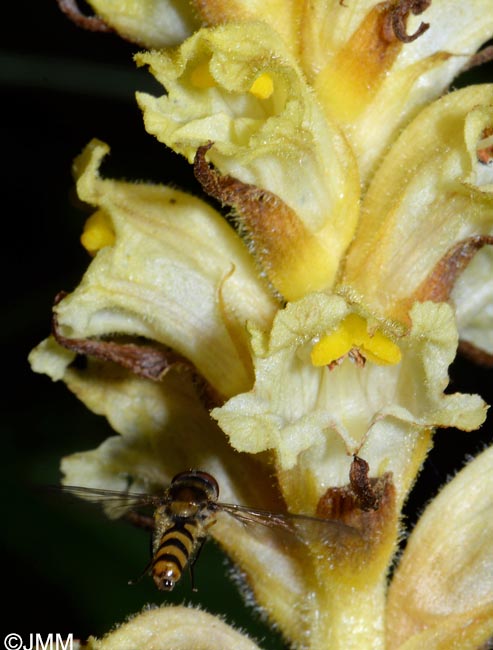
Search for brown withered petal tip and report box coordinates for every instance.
[317,457,396,542]
[193,142,280,213]
[382,0,431,44]
[51,294,223,409]
[193,143,293,217]
[460,45,493,74]
[413,235,493,304]
[193,143,310,297]
[459,340,493,368]
[56,0,112,33]
[350,455,380,511]
[194,143,227,205]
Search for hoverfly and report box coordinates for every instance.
[58,469,361,591]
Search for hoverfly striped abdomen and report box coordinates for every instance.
[151,470,219,591]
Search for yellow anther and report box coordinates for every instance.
[80,210,115,255]
[359,328,402,365]
[311,326,352,367]
[343,313,370,346]
[311,314,401,367]
[249,73,274,99]
[190,61,216,89]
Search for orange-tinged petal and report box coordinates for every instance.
[300,0,493,181]
[342,85,493,324]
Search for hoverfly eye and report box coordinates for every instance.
[190,471,219,499]
[170,470,219,500]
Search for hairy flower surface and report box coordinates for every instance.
[33,1,493,649]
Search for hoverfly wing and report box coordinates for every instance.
[216,502,361,548]
[216,503,294,530]
[52,485,162,518]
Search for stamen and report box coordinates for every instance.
[311,323,353,366]
[80,210,115,255]
[311,314,401,367]
[190,65,273,99]
[249,73,274,99]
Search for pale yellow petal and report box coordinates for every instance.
[30,139,277,398]
[342,85,493,324]
[135,24,360,299]
[85,0,200,47]
[453,245,493,357]
[57,363,273,506]
[88,605,262,650]
[387,445,493,650]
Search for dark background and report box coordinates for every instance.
[3,2,492,646]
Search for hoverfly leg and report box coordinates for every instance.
[189,536,207,593]
[124,510,155,531]
[128,557,153,586]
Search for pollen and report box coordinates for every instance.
[80,209,116,255]
[190,61,216,89]
[311,313,401,367]
[249,73,274,99]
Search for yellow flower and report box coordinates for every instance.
[135,24,360,300]
[31,2,493,649]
